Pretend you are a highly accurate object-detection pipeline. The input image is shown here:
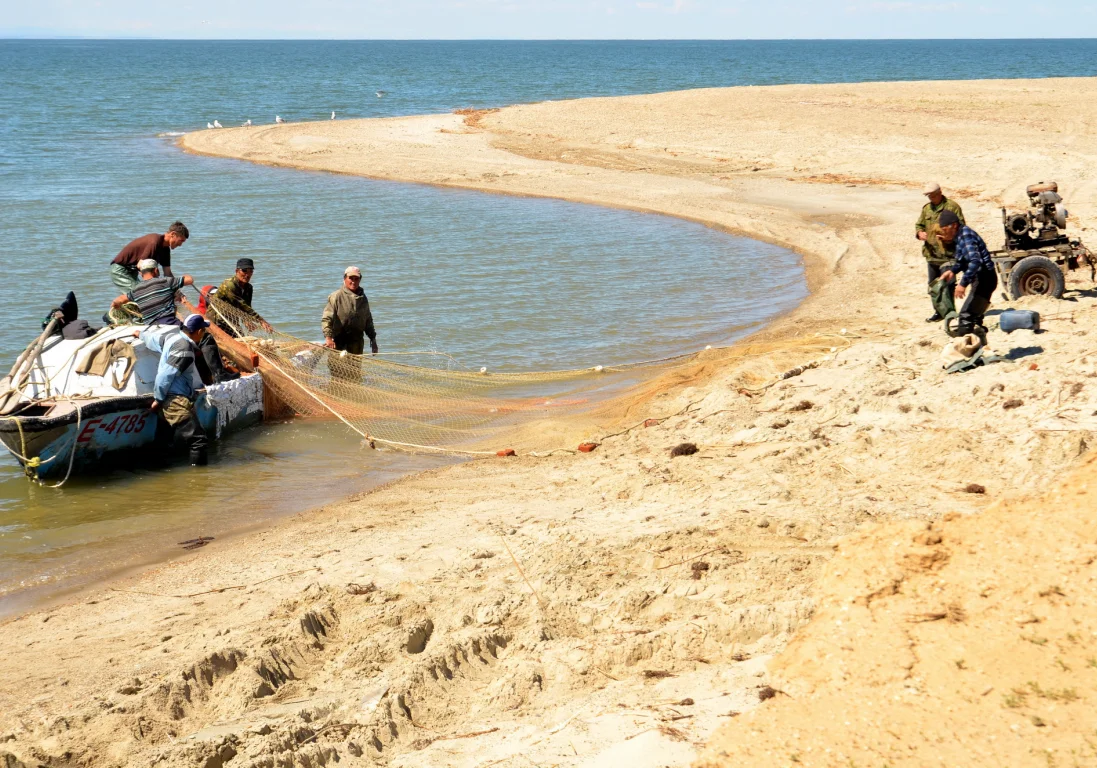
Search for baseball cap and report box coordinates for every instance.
[923,182,942,196]
[344,266,362,278]
[137,258,159,272]
[183,313,211,333]
[937,210,960,227]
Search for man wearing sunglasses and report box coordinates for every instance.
[322,266,379,381]
[213,258,273,333]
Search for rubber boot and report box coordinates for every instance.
[175,413,209,468]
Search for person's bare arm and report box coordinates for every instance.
[162,265,174,278]
[181,275,194,287]
[111,293,129,309]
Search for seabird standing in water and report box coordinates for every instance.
[376,91,386,98]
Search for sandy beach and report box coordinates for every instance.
[3,78,1097,767]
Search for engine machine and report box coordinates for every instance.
[992,182,1095,299]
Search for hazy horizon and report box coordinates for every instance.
[4,34,1097,40]
[5,0,1097,41]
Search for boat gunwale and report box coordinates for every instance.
[0,396,152,433]
[0,372,263,434]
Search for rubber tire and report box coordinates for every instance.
[1008,255,1065,299]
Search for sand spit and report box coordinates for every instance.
[1,79,1097,767]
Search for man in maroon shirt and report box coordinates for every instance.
[109,221,189,290]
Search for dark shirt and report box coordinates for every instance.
[127,276,185,324]
[199,333,238,384]
[947,226,996,287]
[112,233,170,269]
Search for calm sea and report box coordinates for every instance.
[2,39,1093,614]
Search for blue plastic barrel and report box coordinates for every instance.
[999,309,1040,333]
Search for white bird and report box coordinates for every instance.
[331,111,336,120]
[207,122,214,129]
[213,120,222,128]
[242,119,252,127]
[275,115,285,123]
[376,91,386,98]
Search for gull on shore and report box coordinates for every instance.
[331,111,336,120]
[213,120,222,128]
[275,115,285,123]
[207,122,214,129]
[242,119,252,127]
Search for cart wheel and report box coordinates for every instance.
[1008,255,1065,299]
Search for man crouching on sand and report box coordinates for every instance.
[936,211,997,337]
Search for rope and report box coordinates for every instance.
[0,399,82,487]
[0,415,53,468]
[41,400,81,488]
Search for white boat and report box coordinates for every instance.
[0,320,263,482]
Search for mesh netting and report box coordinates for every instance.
[202,295,849,456]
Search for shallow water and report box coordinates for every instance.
[4,39,1093,614]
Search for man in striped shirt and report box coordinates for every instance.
[110,258,195,325]
[937,211,999,336]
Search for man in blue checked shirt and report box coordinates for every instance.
[937,210,998,337]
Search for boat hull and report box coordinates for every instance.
[0,374,263,480]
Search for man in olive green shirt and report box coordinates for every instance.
[214,258,273,334]
[915,183,965,322]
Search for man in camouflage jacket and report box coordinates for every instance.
[915,183,965,322]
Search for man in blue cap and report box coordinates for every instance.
[937,211,998,337]
[138,313,212,466]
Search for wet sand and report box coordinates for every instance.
[2,78,1097,767]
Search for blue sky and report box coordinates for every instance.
[4,1,1096,39]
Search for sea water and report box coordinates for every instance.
[2,39,1094,614]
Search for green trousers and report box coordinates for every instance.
[110,263,139,292]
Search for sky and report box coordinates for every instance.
[3,0,1097,40]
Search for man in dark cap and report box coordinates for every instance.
[937,211,998,337]
[915,184,965,322]
[213,258,273,334]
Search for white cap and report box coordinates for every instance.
[344,266,362,278]
[922,182,942,196]
[136,258,159,272]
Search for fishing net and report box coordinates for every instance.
[201,295,850,456]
